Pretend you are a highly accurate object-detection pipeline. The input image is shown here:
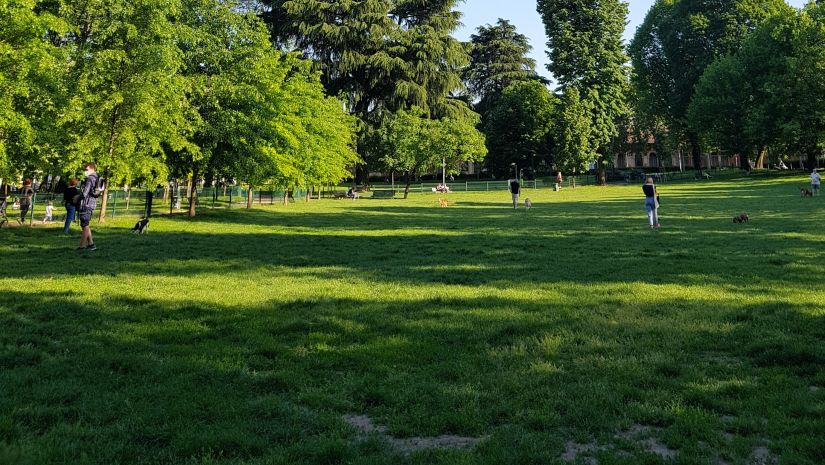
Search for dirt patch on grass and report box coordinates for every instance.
[561,424,677,463]
[562,441,601,464]
[343,414,483,454]
[750,446,778,465]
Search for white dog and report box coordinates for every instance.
[524,198,532,210]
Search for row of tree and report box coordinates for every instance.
[631,0,825,172]
[463,0,824,181]
[5,0,823,206]
[1,0,359,218]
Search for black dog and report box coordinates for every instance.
[733,213,749,224]
[132,218,149,234]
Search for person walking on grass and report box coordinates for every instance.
[18,179,33,224]
[77,163,99,251]
[63,179,79,234]
[643,176,660,229]
[510,178,521,209]
[811,169,821,196]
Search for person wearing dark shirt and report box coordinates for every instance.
[510,179,521,209]
[63,179,79,234]
[643,177,660,229]
[18,179,34,224]
[78,163,99,250]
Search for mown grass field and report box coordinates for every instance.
[1,175,823,465]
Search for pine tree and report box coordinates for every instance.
[463,19,542,115]
[262,0,475,183]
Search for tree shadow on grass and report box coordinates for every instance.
[1,290,823,464]
[2,206,825,294]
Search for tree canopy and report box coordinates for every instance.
[630,0,791,170]
[483,81,558,178]
[538,0,630,182]
[463,19,543,115]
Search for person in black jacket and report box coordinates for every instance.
[63,179,79,234]
[78,163,99,251]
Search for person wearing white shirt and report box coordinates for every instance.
[811,169,821,196]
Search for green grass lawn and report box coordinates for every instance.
[1,175,823,465]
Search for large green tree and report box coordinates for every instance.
[0,0,67,180]
[630,0,790,172]
[61,0,196,221]
[379,108,486,198]
[463,18,543,116]
[483,81,558,178]
[689,3,825,169]
[537,0,630,185]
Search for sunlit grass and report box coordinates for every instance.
[1,174,824,464]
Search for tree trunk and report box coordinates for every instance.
[403,168,416,199]
[306,186,311,203]
[188,171,197,217]
[807,150,817,170]
[283,189,289,206]
[317,187,321,200]
[246,185,253,209]
[597,155,607,186]
[689,132,702,175]
[98,105,120,223]
[755,147,767,169]
[739,150,751,171]
[356,164,370,187]
[97,184,110,223]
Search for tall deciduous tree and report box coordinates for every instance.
[483,81,558,178]
[379,109,486,198]
[463,18,543,115]
[555,87,594,187]
[0,0,67,180]
[61,0,196,221]
[689,3,825,169]
[173,0,355,215]
[630,0,789,173]
[538,0,630,185]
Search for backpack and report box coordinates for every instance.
[91,175,107,198]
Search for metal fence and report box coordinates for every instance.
[5,185,312,226]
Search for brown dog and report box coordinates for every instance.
[733,213,749,223]
[801,188,814,197]
[438,198,449,208]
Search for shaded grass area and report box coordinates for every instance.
[1,175,824,465]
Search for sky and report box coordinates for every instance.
[455,0,809,81]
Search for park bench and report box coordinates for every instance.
[372,190,395,199]
[333,191,348,199]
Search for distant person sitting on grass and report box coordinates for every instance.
[643,177,660,229]
[18,179,33,224]
[347,187,358,200]
[509,179,520,209]
[77,163,99,251]
[811,169,821,196]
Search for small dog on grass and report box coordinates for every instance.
[524,198,532,210]
[801,188,814,197]
[438,198,449,208]
[132,218,149,234]
[733,213,749,224]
